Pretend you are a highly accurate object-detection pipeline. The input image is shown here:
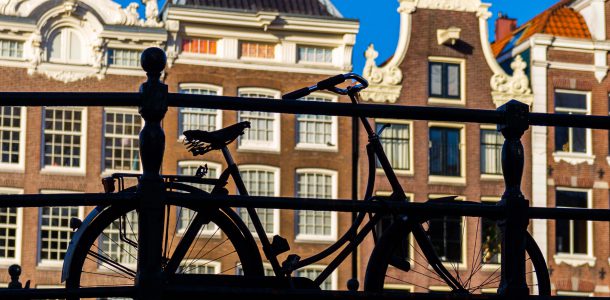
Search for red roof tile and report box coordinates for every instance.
[491,0,591,57]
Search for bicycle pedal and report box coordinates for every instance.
[281,254,301,273]
[270,235,290,256]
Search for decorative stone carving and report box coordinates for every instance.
[491,55,533,107]
[27,31,42,74]
[437,27,461,45]
[41,70,101,83]
[142,0,163,27]
[121,2,141,26]
[412,0,482,12]
[62,0,77,16]
[361,44,403,103]
[91,38,105,71]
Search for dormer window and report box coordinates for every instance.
[240,41,275,59]
[48,28,83,64]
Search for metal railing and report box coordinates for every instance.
[0,48,608,299]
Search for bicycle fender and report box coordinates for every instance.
[61,205,106,283]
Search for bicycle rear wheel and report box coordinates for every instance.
[64,185,264,298]
[364,215,550,295]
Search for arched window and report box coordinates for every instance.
[48,28,83,63]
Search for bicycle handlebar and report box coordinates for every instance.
[282,73,369,100]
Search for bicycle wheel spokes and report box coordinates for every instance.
[71,203,258,290]
[367,215,546,295]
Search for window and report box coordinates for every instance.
[108,49,141,67]
[237,88,280,151]
[296,94,337,149]
[103,108,141,172]
[48,28,83,63]
[238,167,279,234]
[39,190,82,265]
[376,121,411,171]
[429,126,462,178]
[296,169,337,241]
[428,196,463,264]
[554,91,588,153]
[555,189,589,255]
[182,38,218,55]
[429,60,462,100]
[480,129,503,176]
[481,199,501,265]
[298,46,333,64]
[0,188,22,264]
[240,41,275,59]
[178,260,220,274]
[0,106,24,168]
[99,210,138,266]
[42,107,86,172]
[179,84,222,135]
[295,266,335,290]
[178,161,221,193]
[0,39,23,58]
[177,162,221,236]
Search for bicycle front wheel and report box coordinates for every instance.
[364,215,550,295]
[64,187,264,297]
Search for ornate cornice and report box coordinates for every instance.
[491,55,533,107]
[403,0,482,12]
[361,44,403,103]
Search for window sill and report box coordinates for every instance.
[553,253,596,267]
[481,174,503,181]
[295,143,338,152]
[237,144,280,153]
[481,263,501,271]
[428,175,466,185]
[294,235,336,244]
[176,230,221,239]
[376,168,413,176]
[40,167,86,176]
[100,169,141,178]
[0,164,24,173]
[37,260,64,269]
[606,156,610,166]
[428,97,465,106]
[553,152,595,165]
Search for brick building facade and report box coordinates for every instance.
[493,0,610,296]
[358,0,537,294]
[0,0,359,291]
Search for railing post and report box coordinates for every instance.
[136,47,168,300]
[497,99,530,297]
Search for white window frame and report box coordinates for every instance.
[374,118,414,175]
[295,92,338,151]
[181,36,222,58]
[38,190,84,268]
[239,40,280,62]
[556,291,594,297]
[428,122,466,185]
[480,125,503,180]
[107,48,141,68]
[553,187,595,267]
[294,264,337,290]
[0,39,24,60]
[295,168,338,242]
[177,161,223,237]
[0,106,26,171]
[0,187,23,266]
[428,56,466,105]
[383,284,415,292]
[40,107,87,175]
[178,83,223,139]
[102,107,142,175]
[428,194,467,270]
[237,88,281,152]
[296,45,334,65]
[179,259,221,275]
[552,89,594,165]
[480,196,501,270]
[47,28,84,64]
[237,165,280,236]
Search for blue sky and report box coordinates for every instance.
[117,0,560,72]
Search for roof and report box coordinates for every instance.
[491,0,591,57]
[177,0,343,18]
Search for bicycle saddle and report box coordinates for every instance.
[183,121,250,156]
